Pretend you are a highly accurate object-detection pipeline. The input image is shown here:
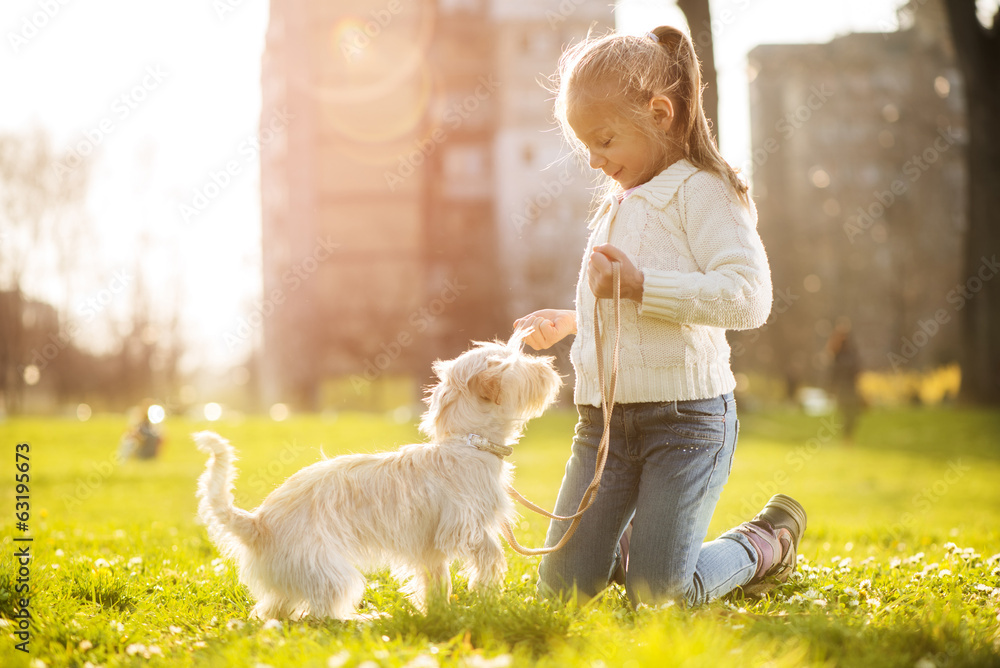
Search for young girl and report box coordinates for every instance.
[513,25,807,606]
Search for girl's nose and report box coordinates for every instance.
[588,149,605,170]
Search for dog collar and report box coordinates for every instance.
[467,434,513,459]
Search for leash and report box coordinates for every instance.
[501,262,622,556]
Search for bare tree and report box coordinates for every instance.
[677,0,721,144]
[942,1,1000,404]
[0,129,91,411]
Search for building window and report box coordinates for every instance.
[440,0,481,14]
[442,143,490,199]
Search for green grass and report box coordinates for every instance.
[1,406,999,667]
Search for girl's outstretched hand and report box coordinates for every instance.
[513,309,577,350]
[589,244,644,301]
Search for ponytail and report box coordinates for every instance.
[647,25,748,205]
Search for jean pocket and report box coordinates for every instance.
[673,396,726,419]
[575,405,599,432]
[667,396,727,443]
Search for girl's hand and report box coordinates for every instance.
[589,244,644,301]
[513,309,577,350]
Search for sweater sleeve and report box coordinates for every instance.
[639,172,773,330]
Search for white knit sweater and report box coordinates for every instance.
[571,159,772,407]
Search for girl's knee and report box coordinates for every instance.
[537,555,606,601]
[536,563,577,601]
[537,554,573,599]
[627,573,704,608]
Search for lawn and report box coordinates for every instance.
[1,406,999,667]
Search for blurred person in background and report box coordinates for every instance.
[119,401,163,460]
[827,320,863,443]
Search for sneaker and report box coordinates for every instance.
[734,493,807,596]
[609,524,632,587]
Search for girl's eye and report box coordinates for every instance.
[601,138,613,148]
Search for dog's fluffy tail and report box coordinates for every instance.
[194,431,259,556]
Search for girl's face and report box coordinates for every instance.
[567,100,667,190]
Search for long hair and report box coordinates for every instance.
[552,25,749,207]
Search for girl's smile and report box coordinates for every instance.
[566,101,672,191]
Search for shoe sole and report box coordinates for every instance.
[761,493,807,549]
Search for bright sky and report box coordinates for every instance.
[0,0,908,372]
[616,0,909,166]
[1,0,270,370]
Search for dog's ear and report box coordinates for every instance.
[420,359,457,440]
[469,361,503,405]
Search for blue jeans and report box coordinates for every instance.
[537,394,758,606]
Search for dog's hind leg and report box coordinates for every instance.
[305,558,366,620]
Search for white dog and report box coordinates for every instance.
[194,336,561,620]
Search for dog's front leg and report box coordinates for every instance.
[466,535,506,591]
[427,562,451,603]
[424,561,452,605]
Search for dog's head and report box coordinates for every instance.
[420,332,562,443]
